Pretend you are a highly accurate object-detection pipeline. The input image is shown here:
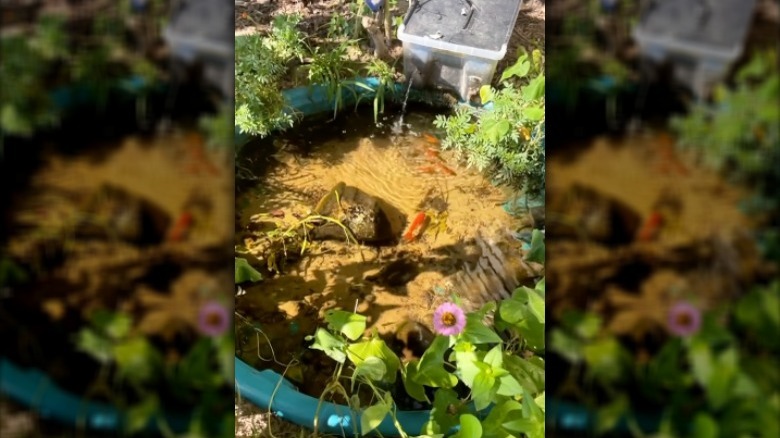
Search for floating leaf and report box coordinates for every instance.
[308,327,347,363]
[347,336,400,383]
[325,310,367,341]
[235,257,263,283]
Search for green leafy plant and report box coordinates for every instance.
[433,49,545,195]
[550,281,780,437]
[75,308,234,437]
[307,284,546,437]
[671,49,779,260]
[305,235,547,437]
[198,103,233,150]
[234,20,302,137]
[307,41,359,119]
[355,58,398,123]
[1,10,163,139]
[671,49,779,204]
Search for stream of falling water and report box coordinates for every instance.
[392,76,416,134]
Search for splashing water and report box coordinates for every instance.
[391,72,416,134]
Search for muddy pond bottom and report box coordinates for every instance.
[235,108,539,402]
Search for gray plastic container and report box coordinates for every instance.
[632,0,757,97]
[398,0,523,102]
[163,0,234,99]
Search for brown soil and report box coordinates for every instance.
[546,131,775,352]
[234,110,537,404]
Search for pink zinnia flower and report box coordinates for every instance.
[433,302,466,336]
[667,301,701,337]
[197,301,230,337]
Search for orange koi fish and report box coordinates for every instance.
[422,133,440,145]
[403,212,427,242]
[636,211,663,242]
[167,211,193,242]
[417,165,438,174]
[436,162,456,176]
[425,148,441,160]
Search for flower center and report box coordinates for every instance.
[441,312,457,327]
[206,312,224,327]
[675,312,692,327]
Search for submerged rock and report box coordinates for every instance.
[309,182,395,244]
[74,184,171,245]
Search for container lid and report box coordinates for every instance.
[402,0,523,53]
[635,0,757,51]
[165,0,233,57]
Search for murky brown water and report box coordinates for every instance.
[235,109,535,396]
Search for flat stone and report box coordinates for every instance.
[309,182,395,244]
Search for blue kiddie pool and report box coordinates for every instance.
[234,75,547,437]
[234,77,446,437]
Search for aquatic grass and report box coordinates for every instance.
[241,209,364,278]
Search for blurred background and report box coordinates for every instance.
[1,0,234,436]
[545,0,779,437]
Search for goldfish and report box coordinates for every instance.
[417,165,438,174]
[403,212,427,242]
[425,148,441,160]
[636,211,664,242]
[422,133,440,145]
[167,211,193,242]
[435,162,456,176]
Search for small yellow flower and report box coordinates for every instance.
[519,126,531,141]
